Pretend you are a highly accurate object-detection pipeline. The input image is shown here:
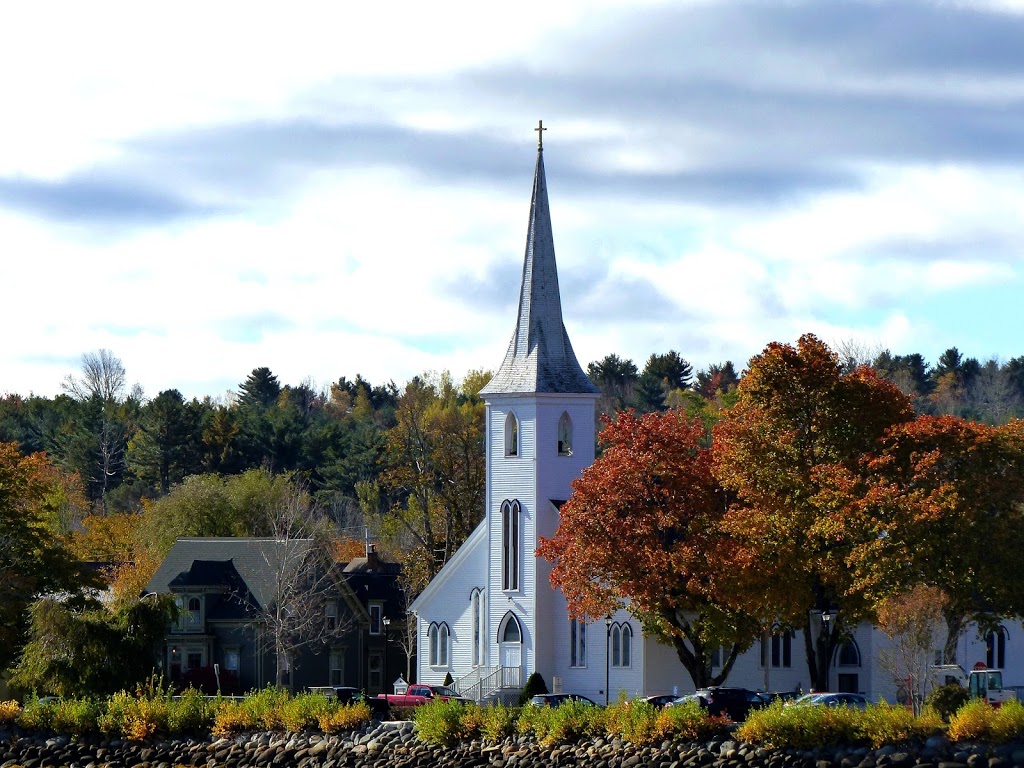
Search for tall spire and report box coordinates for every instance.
[481,126,597,396]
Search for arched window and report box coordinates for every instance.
[504,412,519,457]
[611,623,632,668]
[501,613,522,643]
[428,622,451,667]
[837,639,861,668]
[187,596,201,625]
[988,627,1009,669]
[558,412,573,456]
[760,630,794,669]
[501,499,520,590]
[471,589,484,667]
[570,618,587,668]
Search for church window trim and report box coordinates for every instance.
[987,626,1009,669]
[501,499,521,591]
[610,622,632,668]
[504,412,519,457]
[570,617,587,668]
[836,638,862,668]
[471,588,485,667]
[428,622,451,668]
[500,612,522,643]
[558,411,573,456]
[760,629,794,669]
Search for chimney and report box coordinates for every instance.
[367,543,381,571]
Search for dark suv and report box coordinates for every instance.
[691,687,764,721]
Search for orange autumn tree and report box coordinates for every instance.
[0,442,101,670]
[847,415,1024,663]
[713,334,915,692]
[537,409,760,688]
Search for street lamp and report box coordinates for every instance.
[382,616,391,696]
[605,615,613,706]
[810,608,838,692]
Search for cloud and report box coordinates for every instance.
[0,173,222,225]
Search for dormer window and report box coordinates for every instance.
[558,412,573,455]
[175,594,203,632]
[505,412,519,457]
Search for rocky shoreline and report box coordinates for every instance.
[5,721,1024,768]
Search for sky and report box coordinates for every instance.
[3,0,1024,402]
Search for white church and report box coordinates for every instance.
[408,128,1024,705]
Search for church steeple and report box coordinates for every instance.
[481,126,598,396]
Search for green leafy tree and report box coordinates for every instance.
[127,389,203,494]
[237,367,282,409]
[368,372,486,594]
[695,362,740,398]
[59,350,137,512]
[642,350,693,391]
[588,354,639,413]
[8,593,176,698]
[136,468,294,555]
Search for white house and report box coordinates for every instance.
[409,127,1024,705]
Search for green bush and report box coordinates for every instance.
[50,698,100,736]
[605,696,660,744]
[480,704,519,741]
[518,672,549,706]
[414,699,473,746]
[656,699,728,742]
[858,702,917,748]
[98,691,134,736]
[242,686,290,731]
[737,699,860,749]
[991,699,1024,743]
[17,695,56,731]
[168,688,217,735]
[926,684,970,722]
[280,693,331,732]
[517,700,605,745]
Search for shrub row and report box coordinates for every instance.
[8,688,1024,751]
[738,700,945,750]
[413,698,727,747]
[948,699,1024,743]
[0,687,372,740]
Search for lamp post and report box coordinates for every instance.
[382,616,391,696]
[810,608,838,692]
[605,615,613,706]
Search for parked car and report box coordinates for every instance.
[670,687,765,721]
[640,694,680,709]
[789,692,870,709]
[529,693,597,707]
[379,684,473,707]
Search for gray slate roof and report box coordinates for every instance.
[146,537,315,611]
[480,148,598,396]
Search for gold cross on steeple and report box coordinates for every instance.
[535,119,546,151]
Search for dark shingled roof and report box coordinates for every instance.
[146,537,316,611]
[480,147,598,397]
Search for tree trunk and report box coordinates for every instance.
[943,609,966,666]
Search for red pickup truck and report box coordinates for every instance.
[378,684,473,706]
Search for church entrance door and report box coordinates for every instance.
[499,613,523,687]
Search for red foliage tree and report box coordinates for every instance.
[537,409,759,688]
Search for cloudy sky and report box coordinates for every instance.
[3,0,1024,401]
